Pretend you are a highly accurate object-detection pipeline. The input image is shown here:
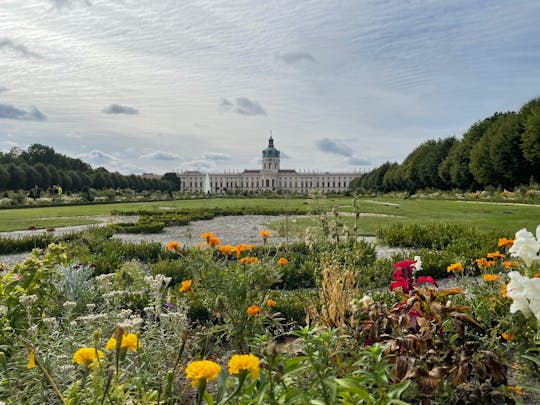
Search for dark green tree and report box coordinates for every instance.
[521,106,540,181]
[469,113,530,187]
[0,165,9,191]
[7,163,27,190]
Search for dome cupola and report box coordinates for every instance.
[262,136,280,158]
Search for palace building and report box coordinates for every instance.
[177,137,359,194]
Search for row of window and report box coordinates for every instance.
[182,180,350,189]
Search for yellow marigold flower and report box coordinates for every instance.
[167,241,180,251]
[498,238,514,248]
[228,354,260,379]
[27,349,35,369]
[247,305,260,316]
[501,283,508,298]
[507,385,523,395]
[180,279,192,292]
[72,347,104,366]
[447,262,463,273]
[259,230,271,240]
[105,333,141,351]
[483,274,501,282]
[240,257,259,265]
[502,332,515,341]
[503,261,512,269]
[207,237,220,247]
[185,360,221,387]
[277,257,289,266]
[487,251,505,260]
[122,333,141,351]
[219,245,234,256]
[267,299,276,307]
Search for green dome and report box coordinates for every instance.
[262,136,280,158]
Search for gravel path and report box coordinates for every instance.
[1,215,405,268]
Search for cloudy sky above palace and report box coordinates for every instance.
[1,0,540,174]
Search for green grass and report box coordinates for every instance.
[268,198,540,236]
[0,196,538,236]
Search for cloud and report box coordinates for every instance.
[0,38,41,58]
[50,0,92,9]
[202,152,232,161]
[220,97,267,116]
[0,103,47,121]
[102,104,139,115]
[0,87,8,94]
[345,156,371,166]
[275,52,316,65]
[315,138,352,157]
[0,140,18,152]
[178,159,216,173]
[77,149,144,174]
[140,151,179,160]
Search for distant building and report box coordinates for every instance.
[177,137,358,194]
[141,173,162,180]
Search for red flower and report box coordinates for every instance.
[417,276,438,287]
[392,259,417,270]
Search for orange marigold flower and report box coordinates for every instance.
[277,257,289,266]
[207,237,220,247]
[487,250,505,260]
[502,332,515,341]
[483,274,501,282]
[260,230,271,239]
[200,232,216,241]
[498,238,514,248]
[179,279,192,292]
[233,243,250,258]
[501,283,508,298]
[267,299,276,307]
[167,241,180,251]
[219,245,234,256]
[247,305,260,316]
[476,258,494,269]
[240,257,259,265]
[247,244,256,250]
[507,385,523,395]
[503,261,513,269]
[447,262,463,273]
[534,273,540,279]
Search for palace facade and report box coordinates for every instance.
[178,137,359,194]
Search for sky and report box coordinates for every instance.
[1,0,540,175]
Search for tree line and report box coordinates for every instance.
[351,97,540,192]
[0,144,181,193]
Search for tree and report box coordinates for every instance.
[91,173,107,189]
[162,172,180,191]
[439,115,500,190]
[7,163,27,190]
[521,106,540,181]
[0,165,9,191]
[469,113,531,187]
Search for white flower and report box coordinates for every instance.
[507,271,540,321]
[507,271,532,317]
[509,225,540,266]
[413,256,422,272]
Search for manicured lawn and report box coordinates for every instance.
[269,198,540,236]
[0,196,538,234]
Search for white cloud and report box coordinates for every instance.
[140,151,179,160]
[202,152,232,161]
